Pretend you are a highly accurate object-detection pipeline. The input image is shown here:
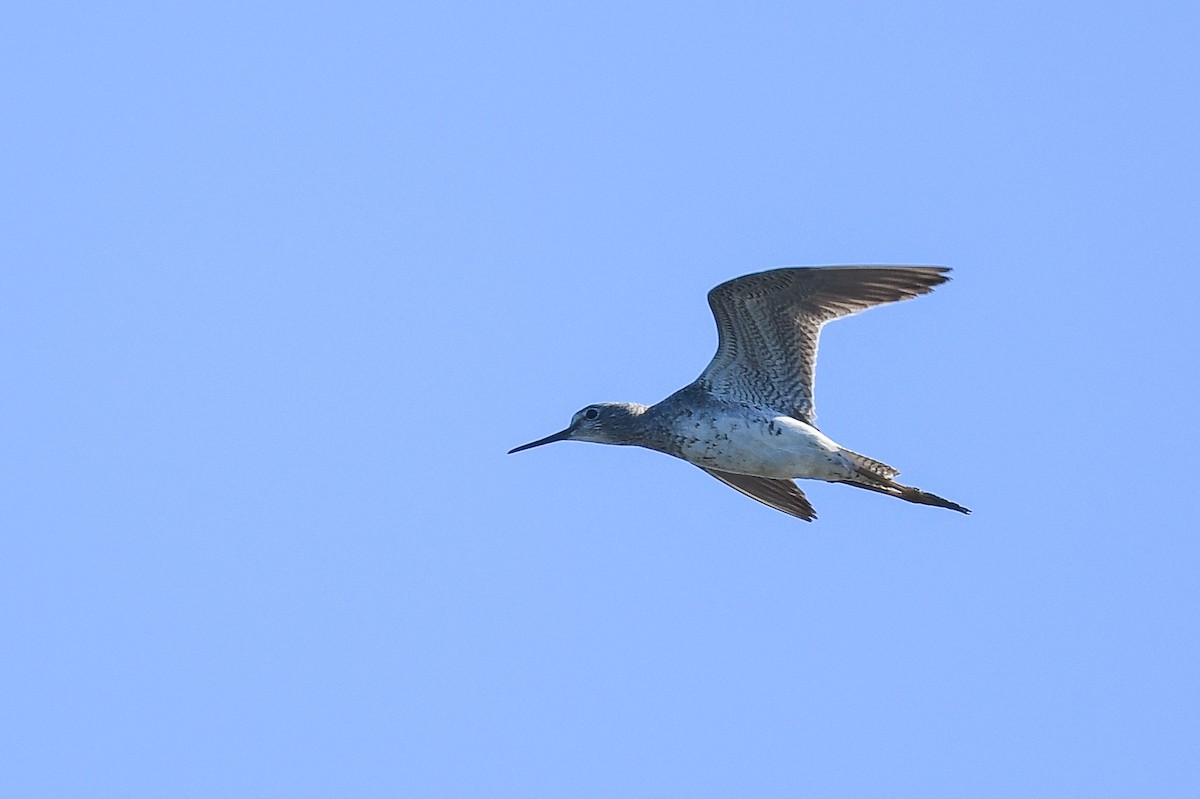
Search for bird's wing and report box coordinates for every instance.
[700,468,816,521]
[698,266,950,424]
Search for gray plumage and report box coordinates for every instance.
[700,266,951,425]
[509,265,969,522]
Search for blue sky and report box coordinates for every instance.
[3,1,1198,796]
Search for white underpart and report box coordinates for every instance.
[671,411,858,481]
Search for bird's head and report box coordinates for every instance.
[508,402,648,453]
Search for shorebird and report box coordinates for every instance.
[509,266,969,521]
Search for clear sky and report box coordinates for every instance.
[4,1,1198,796]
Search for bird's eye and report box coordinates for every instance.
[584,408,600,421]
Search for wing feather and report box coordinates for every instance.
[698,266,950,423]
[701,468,816,521]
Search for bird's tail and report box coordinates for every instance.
[841,452,971,515]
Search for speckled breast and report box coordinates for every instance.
[667,408,855,480]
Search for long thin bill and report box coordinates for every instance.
[507,428,572,454]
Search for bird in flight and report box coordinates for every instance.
[509,266,969,521]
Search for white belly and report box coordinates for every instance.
[671,412,856,481]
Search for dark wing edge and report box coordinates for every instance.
[700,468,816,522]
[706,266,952,317]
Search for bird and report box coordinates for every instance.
[508,266,969,521]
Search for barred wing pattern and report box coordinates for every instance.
[698,266,950,424]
